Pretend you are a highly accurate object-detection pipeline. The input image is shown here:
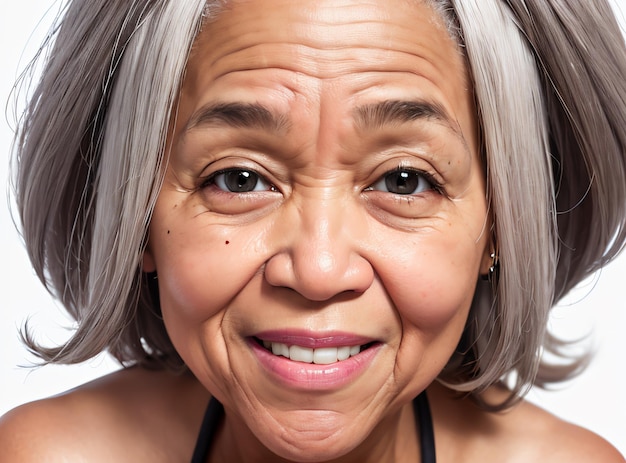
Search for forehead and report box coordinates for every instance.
[177,0,475,150]
[187,0,465,81]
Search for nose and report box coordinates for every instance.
[264,195,375,302]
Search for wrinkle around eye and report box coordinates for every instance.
[361,167,447,224]
[194,166,283,218]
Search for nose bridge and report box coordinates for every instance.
[298,194,347,272]
[265,189,374,301]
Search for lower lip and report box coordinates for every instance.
[249,339,381,391]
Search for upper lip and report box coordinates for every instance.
[252,329,376,348]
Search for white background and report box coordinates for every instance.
[1,0,624,456]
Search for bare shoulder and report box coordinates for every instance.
[429,383,625,463]
[0,367,210,462]
[506,397,625,462]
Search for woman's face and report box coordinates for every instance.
[145,0,490,459]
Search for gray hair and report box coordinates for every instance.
[431,0,556,408]
[14,0,208,369]
[12,0,626,409]
[434,0,626,409]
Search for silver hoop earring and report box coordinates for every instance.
[487,252,499,283]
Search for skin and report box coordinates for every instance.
[0,1,623,462]
[144,0,489,460]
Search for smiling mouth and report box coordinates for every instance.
[255,338,375,365]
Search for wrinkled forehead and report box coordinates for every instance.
[190,0,464,79]
[173,0,476,154]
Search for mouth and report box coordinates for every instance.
[254,337,376,365]
[249,332,382,390]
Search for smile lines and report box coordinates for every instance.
[260,339,365,365]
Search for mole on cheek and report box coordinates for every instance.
[225,240,230,245]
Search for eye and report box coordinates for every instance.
[207,168,274,193]
[369,169,433,195]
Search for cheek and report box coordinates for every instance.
[157,237,229,318]
[151,220,271,381]
[378,233,482,387]
[150,216,268,330]
[380,234,481,335]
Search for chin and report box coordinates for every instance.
[250,410,372,462]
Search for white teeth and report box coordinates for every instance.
[262,341,365,364]
[313,347,338,365]
[337,346,351,361]
[271,342,289,357]
[289,345,314,363]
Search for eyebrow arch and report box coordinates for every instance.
[354,99,464,140]
[185,102,290,133]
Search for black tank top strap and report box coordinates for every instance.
[191,392,436,462]
[190,397,224,463]
[414,390,437,463]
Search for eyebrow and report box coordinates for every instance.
[354,99,465,140]
[185,101,290,133]
[184,99,465,144]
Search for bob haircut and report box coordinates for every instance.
[12,0,626,410]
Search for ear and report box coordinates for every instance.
[142,244,157,273]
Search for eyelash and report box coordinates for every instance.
[200,168,277,193]
[200,167,441,196]
[366,168,441,196]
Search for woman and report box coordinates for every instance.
[1,0,625,461]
